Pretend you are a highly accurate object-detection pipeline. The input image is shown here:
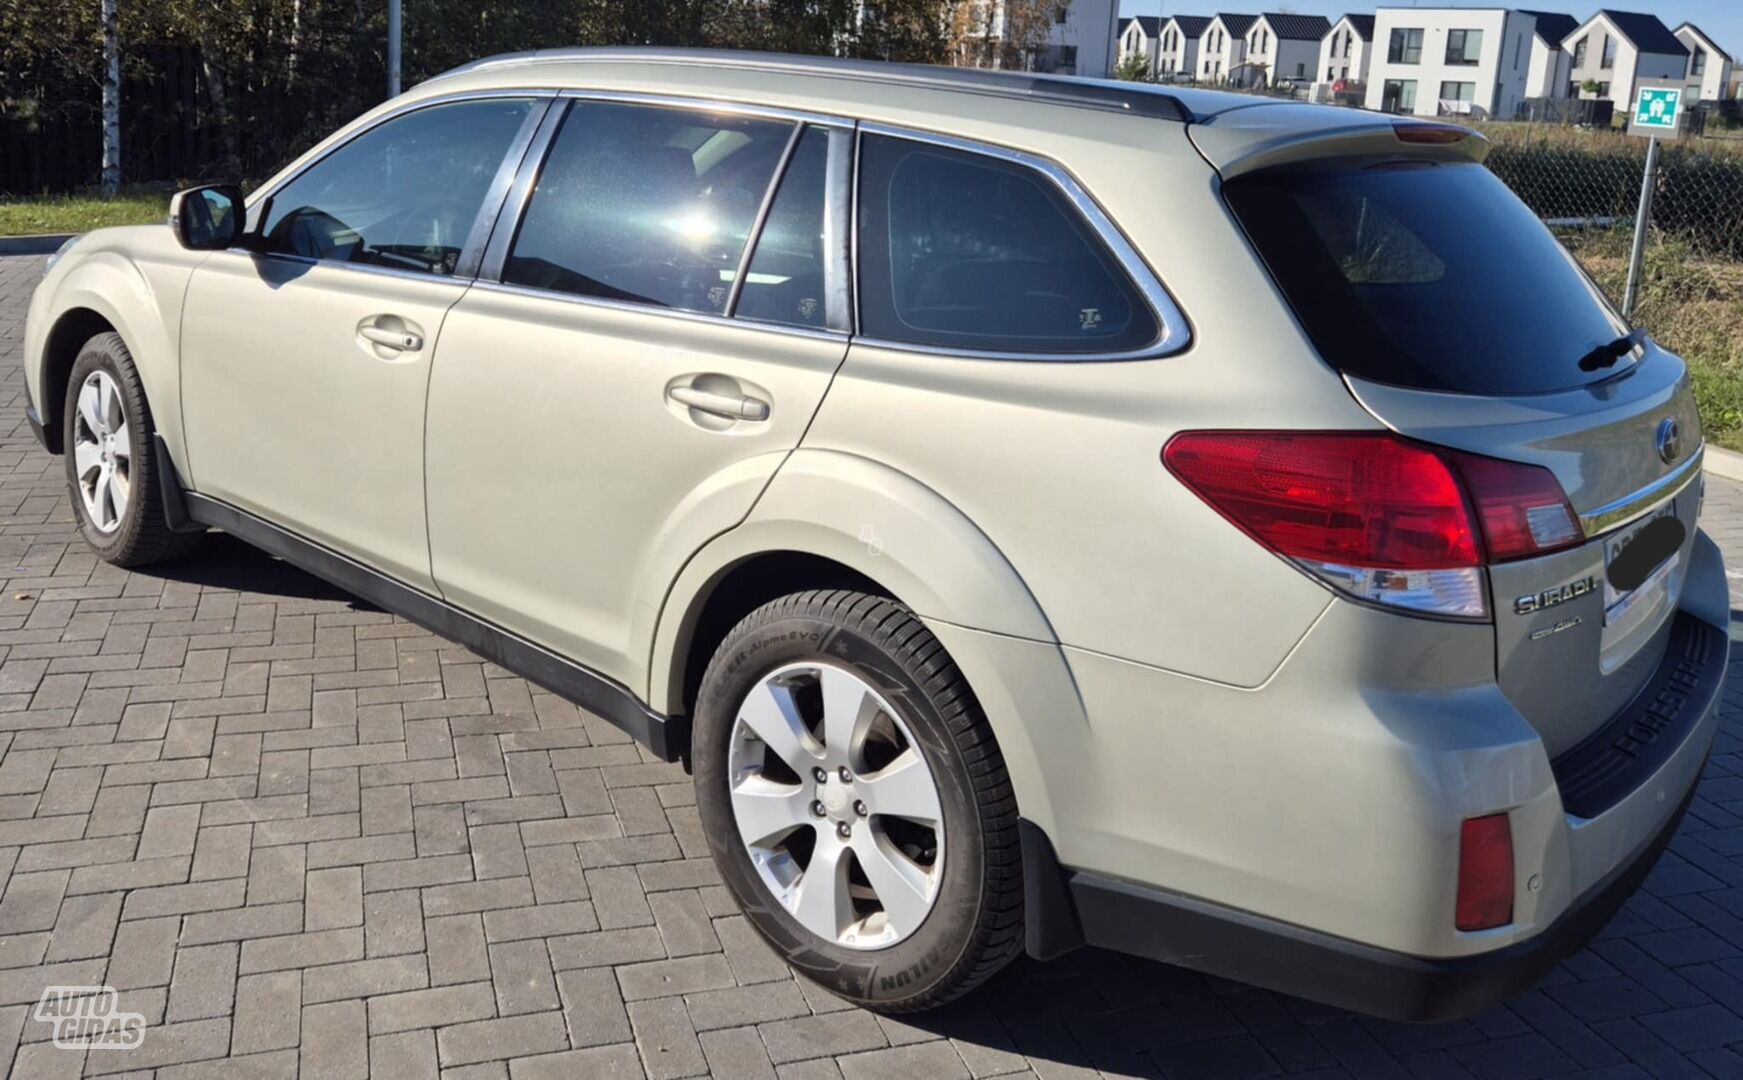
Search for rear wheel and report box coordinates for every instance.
[62,333,201,566]
[693,590,1023,1011]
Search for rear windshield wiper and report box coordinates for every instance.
[1577,329,1646,372]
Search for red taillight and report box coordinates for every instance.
[1163,432,1480,569]
[1455,814,1514,931]
[1447,451,1582,562]
[1162,432,1584,619]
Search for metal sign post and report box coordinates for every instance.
[1622,82,1683,319]
[388,0,403,98]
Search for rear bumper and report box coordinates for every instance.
[1047,768,1697,1021]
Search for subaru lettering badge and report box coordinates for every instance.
[1655,418,1681,465]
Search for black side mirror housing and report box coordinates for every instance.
[168,185,244,250]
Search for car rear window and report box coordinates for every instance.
[1222,161,1629,395]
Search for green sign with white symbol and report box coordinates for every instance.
[1633,87,1681,132]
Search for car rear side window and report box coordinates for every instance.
[734,126,831,330]
[856,135,1157,355]
[504,101,795,315]
[1223,160,1628,394]
[261,98,536,276]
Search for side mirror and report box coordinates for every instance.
[168,185,244,250]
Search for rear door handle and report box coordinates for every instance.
[668,385,770,422]
[359,324,423,352]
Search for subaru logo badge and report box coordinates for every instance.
[1655,418,1681,465]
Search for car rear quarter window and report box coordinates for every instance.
[504,101,795,315]
[856,134,1158,355]
[261,98,536,276]
[1223,160,1629,394]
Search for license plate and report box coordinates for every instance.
[1603,500,1680,626]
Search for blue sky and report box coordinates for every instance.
[1116,2,1741,62]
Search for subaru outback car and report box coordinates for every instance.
[22,49,1726,1020]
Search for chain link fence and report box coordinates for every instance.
[1478,123,1743,260]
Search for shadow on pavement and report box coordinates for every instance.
[152,531,382,610]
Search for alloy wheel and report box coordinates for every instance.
[727,661,944,950]
[71,370,131,534]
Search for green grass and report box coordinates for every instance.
[0,188,169,236]
[1563,230,1743,451]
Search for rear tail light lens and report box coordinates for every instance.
[1455,813,1515,931]
[1162,432,1583,619]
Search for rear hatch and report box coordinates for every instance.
[1198,110,1705,761]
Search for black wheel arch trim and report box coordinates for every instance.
[156,438,685,761]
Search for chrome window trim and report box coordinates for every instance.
[821,126,856,334]
[851,121,1192,363]
[237,89,555,284]
[467,278,849,345]
[554,88,855,130]
[1579,447,1705,537]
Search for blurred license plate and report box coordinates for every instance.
[1603,502,1679,626]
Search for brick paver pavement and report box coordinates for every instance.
[0,250,1741,1079]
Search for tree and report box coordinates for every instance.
[1114,52,1150,82]
[100,0,120,194]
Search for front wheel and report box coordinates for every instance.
[692,590,1023,1011]
[61,332,201,567]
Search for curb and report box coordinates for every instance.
[1706,445,1743,485]
[0,234,74,256]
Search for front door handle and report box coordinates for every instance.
[359,324,423,352]
[668,385,770,422]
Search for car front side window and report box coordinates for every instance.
[260,97,537,276]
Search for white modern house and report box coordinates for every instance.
[1241,13,1331,87]
[1365,8,1540,118]
[1318,14,1375,87]
[1197,13,1256,84]
[1118,16,1163,74]
[1157,15,1211,79]
[1562,10,1689,111]
[1520,10,1578,100]
[1675,22,1734,101]
[955,0,1121,77]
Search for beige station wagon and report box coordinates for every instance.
[22,48,1728,1019]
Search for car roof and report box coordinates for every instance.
[422,46,1290,125]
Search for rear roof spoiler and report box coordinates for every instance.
[1188,103,1489,178]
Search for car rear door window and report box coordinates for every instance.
[856,134,1157,355]
[733,127,831,330]
[261,97,536,276]
[1223,160,1629,394]
[504,101,795,315]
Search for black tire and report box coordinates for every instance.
[61,332,202,567]
[693,589,1023,1011]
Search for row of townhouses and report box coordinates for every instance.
[1117,8,1735,119]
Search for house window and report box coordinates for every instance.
[1692,48,1707,77]
[1440,81,1476,103]
[1295,62,1306,78]
[1572,37,1587,67]
[1388,28,1424,64]
[1445,29,1482,66]
[1344,34,1353,58]
[1601,35,1615,69]
[1328,66,1336,81]
[1054,4,1068,25]
[1382,79,1417,112]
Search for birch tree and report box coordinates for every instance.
[100,0,119,195]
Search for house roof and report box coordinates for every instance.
[1128,15,1162,36]
[1212,14,1257,38]
[1588,10,1689,58]
[1168,15,1213,39]
[1259,13,1331,41]
[1518,11,1578,48]
[1676,22,1734,64]
[1339,14,1375,42]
